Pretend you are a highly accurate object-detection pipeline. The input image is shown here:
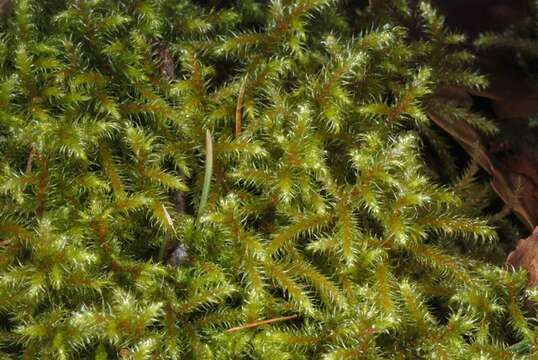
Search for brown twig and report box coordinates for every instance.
[235,75,248,138]
[225,315,297,333]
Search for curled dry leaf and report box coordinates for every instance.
[506,227,538,287]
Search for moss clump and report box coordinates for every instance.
[0,1,533,359]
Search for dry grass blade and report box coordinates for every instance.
[197,130,213,222]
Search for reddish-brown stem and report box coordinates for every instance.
[235,75,248,138]
[225,315,297,333]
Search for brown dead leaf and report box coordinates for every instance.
[430,83,538,291]
[489,90,538,120]
[428,87,537,230]
[506,227,538,286]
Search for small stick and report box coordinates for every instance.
[225,315,298,333]
[235,75,248,138]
